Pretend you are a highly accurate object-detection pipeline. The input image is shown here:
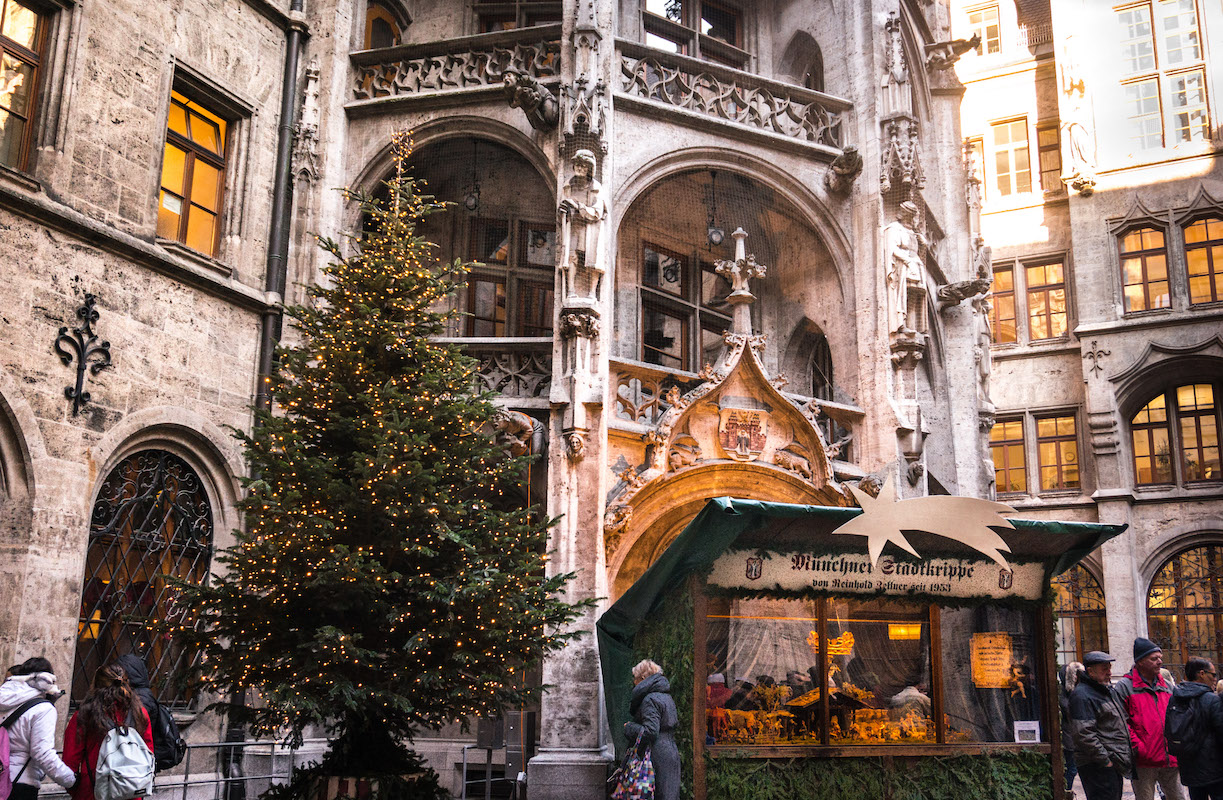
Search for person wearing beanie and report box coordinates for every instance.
[1115,637,1183,800]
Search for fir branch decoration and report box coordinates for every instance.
[176,132,586,783]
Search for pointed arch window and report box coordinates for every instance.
[364,3,404,49]
[1053,565,1108,666]
[73,450,213,707]
[1147,544,1223,678]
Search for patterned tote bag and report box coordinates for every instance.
[610,731,655,800]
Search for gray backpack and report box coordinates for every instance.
[93,721,154,800]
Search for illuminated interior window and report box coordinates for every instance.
[158,90,228,257]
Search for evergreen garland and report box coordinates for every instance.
[177,132,586,790]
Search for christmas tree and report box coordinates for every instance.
[179,132,584,795]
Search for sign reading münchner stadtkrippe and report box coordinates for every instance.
[707,550,1045,600]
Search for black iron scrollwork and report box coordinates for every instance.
[54,294,112,415]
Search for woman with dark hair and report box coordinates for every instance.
[0,656,77,800]
[63,664,154,800]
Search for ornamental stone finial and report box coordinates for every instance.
[715,227,766,335]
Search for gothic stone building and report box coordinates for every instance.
[1,1,998,797]
[952,0,1223,682]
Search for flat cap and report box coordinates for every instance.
[1083,651,1115,666]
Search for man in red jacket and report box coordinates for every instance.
[1115,637,1184,800]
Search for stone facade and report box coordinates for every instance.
[0,1,996,797]
[953,0,1223,677]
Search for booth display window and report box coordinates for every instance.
[703,594,1044,748]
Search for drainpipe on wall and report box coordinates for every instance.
[255,0,307,414]
[225,4,306,799]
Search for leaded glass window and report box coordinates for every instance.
[74,450,213,707]
[1148,545,1223,679]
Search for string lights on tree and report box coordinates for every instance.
[176,130,586,799]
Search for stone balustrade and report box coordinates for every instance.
[617,40,850,148]
[611,359,705,427]
[352,25,561,101]
[438,337,553,403]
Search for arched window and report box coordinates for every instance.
[74,450,213,707]
[778,32,823,94]
[1148,544,1223,678]
[810,333,833,401]
[1053,565,1108,666]
[1131,382,1221,486]
[364,3,404,49]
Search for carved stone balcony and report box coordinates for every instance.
[616,40,850,155]
[439,337,553,408]
[350,25,561,110]
[611,359,706,428]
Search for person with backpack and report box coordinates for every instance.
[1115,638,1184,800]
[0,657,77,800]
[114,656,185,773]
[63,664,154,800]
[1167,658,1223,800]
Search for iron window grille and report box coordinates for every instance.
[1147,544,1223,679]
[74,449,213,708]
[1053,565,1108,667]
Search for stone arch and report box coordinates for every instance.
[349,115,556,211]
[1142,532,1223,673]
[1139,523,1223,588]
[88,406,243,545]
[613,146,852,291]
[777,31,823,93]
[609,461,847,599]
[1110,335,1223,420]
[357,0,412,49]
[0,374,42,502]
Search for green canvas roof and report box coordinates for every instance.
[595,496,1127,754]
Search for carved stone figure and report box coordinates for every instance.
[1062,120,1096,195]
[824,145,864,194]
[936,277,991,312]
[774,448,812,480]
[558,149,608,302]
[883,201,927,332]
[668,435,701,471]
[503,69,558,130]
[565,429,586,461]
[972,296,994,411]
[924,34,981,71]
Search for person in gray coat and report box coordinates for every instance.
[1070,651,1133,800]
[623,659,680,800]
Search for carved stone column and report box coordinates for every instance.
[527,0,615,796]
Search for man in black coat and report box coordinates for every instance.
[115,655,157,714]
[1070,650,1134,800]
[1170,657,1223,800]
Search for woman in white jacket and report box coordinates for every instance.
[0,658,77,800]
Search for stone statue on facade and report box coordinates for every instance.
[504,69,559,131]
[883,201,927,332]
[558,149,608,303]
[824,145,863,194]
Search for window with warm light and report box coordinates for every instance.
[158,91,228,257]
[1131,383,1222,486]
[364,3,403,48]
[1184,216,1223,305]
[1116,0,1210,150]
[1147,545,1223,678]
[988,265,1016,344]
[991,419,1026,495]
[0,0,46,170]
[73,450,213,707]
[1118,226,1169,312]
[1025,261,1067,341]
[1037,125,1062,193]
[1036,415,1079,491]
[1053,565,1108,666]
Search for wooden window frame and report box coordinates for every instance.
[1118,225,1170,313]
[1036,414,1080,492]
[988,264,1016,345]
[462,217,555,337]
[990,117,1032,198]
[1176,384,1219,483]
[1131,393,1174,486]
[465,273,508,337]
[1036,124,1062,194]
[641,299,690,371]
[0,0,48,172]
[1130,382,1222,487]
[966,4,1001,55]
[1025,260,1067,341]
[991,418,1027,496]
[1114,1,1210,151]
[364,3,402,49]
[642,0,749,69]
[639,238,732,371]
[474,1,561,33]
[1184,215,1223,305]
[158,91,228,258]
